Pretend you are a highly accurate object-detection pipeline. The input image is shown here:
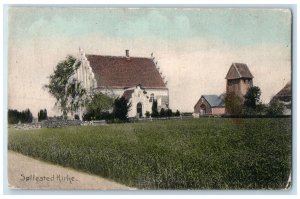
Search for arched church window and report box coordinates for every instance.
[150,93,154,102]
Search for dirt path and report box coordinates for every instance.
[8,151,136,190]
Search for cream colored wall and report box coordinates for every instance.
[77,49,97,93]
[128,87,152,117]
[128,87,169,117]
[96,86,169,118]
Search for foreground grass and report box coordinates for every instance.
[8,118,291,189]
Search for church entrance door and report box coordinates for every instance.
[137,103,143,118]
[200,104,206,115]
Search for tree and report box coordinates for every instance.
[160,108,166,117]
[243,86,263,115]
[8,109,19,124]
[8,109,33,124]
[113,96,131,121]
[266,99,284,116]
[44,55,86,119]
[38,109,48,122]
[175,110,181,116]
[244,86,262,110]
[166,109,173,117]
[21,109,33,123]
[84,93,114,120]
[151,99,159,117]
[225,92,243,115]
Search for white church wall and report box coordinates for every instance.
[95,86,169,118]
[74,48,169,119]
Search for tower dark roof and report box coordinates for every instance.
[225,63,254,80]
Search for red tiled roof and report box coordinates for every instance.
[225,63,254,80]
[86,55,166,89]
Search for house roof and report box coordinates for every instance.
[86,54,166,89]
[202,95,225,107]
[270,81,291,103]
[225,63,254,80]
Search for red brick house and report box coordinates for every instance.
[193,95,225,116]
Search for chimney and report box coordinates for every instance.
[125,50,130,59]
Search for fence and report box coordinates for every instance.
[129,115,194,123]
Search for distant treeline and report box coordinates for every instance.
[8,108,49,124]
[8,109,33,124]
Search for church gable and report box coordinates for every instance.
[194,95,225,115]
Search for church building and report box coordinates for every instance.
[74,48,169,118]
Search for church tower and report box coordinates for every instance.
[225,63,254,99]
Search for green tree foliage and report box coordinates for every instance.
[160,108,166,117]
[113,96,131,121]
[145,111,150,118]
[83,93,114,121]
[166,109,173,117]
[225,92,243,115]
[266,99,284,116]
[38,109,48,122]
[44,55,86,119]
[8,109,33,124]
[244,86,262,109]
[151,100,159,117]
[243,86,264,115]
[175,110,181,116]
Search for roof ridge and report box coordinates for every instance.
[233,63,242,78]
[86,54,152,60]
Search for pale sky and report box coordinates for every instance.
[8,7,292,117]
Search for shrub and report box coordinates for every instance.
[160,108,165,117]
[113,97,131,121]
[38,109,48,122]
[145,111,150,118]
[266,99,284,116]
[166,109,173,117]
[8,109,33,124]
[225,92,243,115]
[151,100,159,118]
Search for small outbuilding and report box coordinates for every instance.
[269,81,291,115]
[193,95,225,117]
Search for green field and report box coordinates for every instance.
[8,118,291,189]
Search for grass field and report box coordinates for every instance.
[8,118,292,189]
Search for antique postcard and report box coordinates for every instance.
[7,7,292,190]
